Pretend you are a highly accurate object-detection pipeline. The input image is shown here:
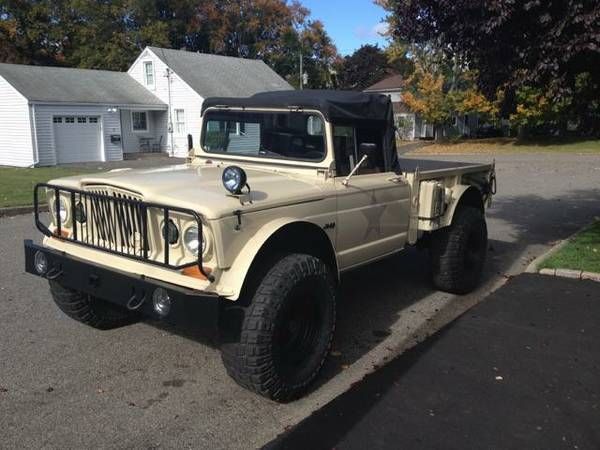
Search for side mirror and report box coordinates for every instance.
[358,142,378,158]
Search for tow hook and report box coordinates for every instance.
[126,290,146,311]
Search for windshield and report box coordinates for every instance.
[201,110,326,162]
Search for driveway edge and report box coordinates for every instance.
[526,222,600,283]
[0,205,45,218]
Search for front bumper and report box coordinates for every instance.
[24,240,220,330]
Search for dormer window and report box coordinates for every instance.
[143,61,154,87]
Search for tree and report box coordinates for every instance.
[402,61,498,139]
[377,0,600,134]
[0,0,340,85]
[336,44,389,90]
[0,0,61,65]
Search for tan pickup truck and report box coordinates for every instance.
[25,90,496,401]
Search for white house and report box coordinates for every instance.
[127,47,292,157]
[0,47,291,167]
[364,74,479,140]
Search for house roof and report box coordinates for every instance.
[0,63,165,107]
[364,74,404,92]
[148,47,292,98]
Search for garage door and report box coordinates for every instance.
[53,116,102,164]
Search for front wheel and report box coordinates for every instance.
[220,253,336,402]
[49,281,139,330]
[430,206,488,294]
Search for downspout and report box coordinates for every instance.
[166,67,174,157]
[30,103,39,166]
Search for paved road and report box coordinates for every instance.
[267,274,600,450]
[0,153,599,448]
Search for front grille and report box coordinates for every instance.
[82,186,149,256]
[33,183,212,279]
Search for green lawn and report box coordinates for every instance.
[541,221,600,273]
[410,138,600,155]
[0,167,103,208]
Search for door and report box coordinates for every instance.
[53,115,102,164]
[333,125,410,270]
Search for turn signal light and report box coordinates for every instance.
[181,265,212,280]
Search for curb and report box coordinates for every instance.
[0,205,46,218]
[526,220,600,283]
[539,268,600,283]
[525,238,571,273]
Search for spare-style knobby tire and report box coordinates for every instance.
[220,253,336,402]
[49,281,138,330]
[430,205,488,294]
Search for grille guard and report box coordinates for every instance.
[33,183,214,282]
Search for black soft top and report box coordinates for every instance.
[202,89,393,123]
[202,90,399,172]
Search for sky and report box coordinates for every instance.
[300,0,389,56]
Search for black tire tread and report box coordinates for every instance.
[221,253,336,402]
[49,281,137,330]
[430,206,487,294]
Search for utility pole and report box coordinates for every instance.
[299,50,303,90]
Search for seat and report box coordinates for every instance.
[152,135,163,152]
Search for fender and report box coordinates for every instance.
[216,217,338,301]
[444,185,484,226]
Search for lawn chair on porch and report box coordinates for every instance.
[152,135,163,153]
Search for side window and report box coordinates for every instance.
[333,125,386,176]
[174,109,186,134]
[132,111,148,132]
[355,126,385,174]
[333,126,356,177]
[143,61,154,87]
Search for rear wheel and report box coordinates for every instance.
[49,281,138,330]
[220,253,336,402]
[430,206,488,294]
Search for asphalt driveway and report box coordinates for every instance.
[0,153,599,448]
[267,274,600,450]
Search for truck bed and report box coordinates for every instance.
[399,157,493,178]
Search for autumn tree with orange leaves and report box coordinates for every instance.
[0,0,339,88]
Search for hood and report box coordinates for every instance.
[52,164,327,220]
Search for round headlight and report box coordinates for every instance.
[183,226,208,256]
[222,166,247,195]
[74,201,86,223]
[162,219,179,245]
[58,197,69,223]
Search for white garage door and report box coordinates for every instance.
[53,116,102,164]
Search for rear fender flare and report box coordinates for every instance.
[445,185,484,225]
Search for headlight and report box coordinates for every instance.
[162,219,179,245]
[50,196,69,224]
[222,166,247,195]
[183,226,210,256]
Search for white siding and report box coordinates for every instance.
[33,104,123,166]
[128,48,204,157]
[0,75,34,167]
[120,109,167,153]
[226,123,261,154]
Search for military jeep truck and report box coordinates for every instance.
[24,90,495,401]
